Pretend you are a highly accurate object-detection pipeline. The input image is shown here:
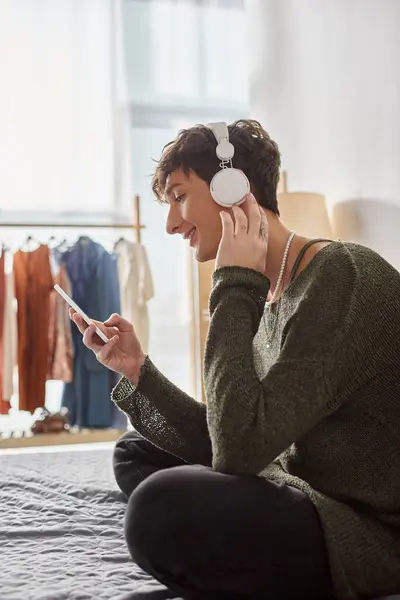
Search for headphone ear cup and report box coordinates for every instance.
[210,168,250,208]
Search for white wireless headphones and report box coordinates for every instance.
[207,121,250,207]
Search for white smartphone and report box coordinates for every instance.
[54,284,109,344]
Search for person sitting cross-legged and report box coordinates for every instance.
[71,120,400,600]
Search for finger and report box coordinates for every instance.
[71,312,89,335]
[247,193,262,237]
[87,319,114,342]
[82,323,104,353]
[220,211,234,239]
[103,313,133,332]
[231,206,248,236]
[259,210,269,242]
[96,335,119,363]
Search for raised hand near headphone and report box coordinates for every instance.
[215,193,269,273]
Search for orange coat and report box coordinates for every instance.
[14,245,54,413]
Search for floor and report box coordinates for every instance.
[0,440,116,455]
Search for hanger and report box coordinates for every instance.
[1,241,10,254]
[58,237,68,252]
[21,234,40,252]
[113,236,126,250]
[48,235,67,250]
[78,235,92,247]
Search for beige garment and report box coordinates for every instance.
[2,267,17,405]
[47,264,74,382]
[115,240,154,353]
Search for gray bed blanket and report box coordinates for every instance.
[3,446,398,600]
[0,445,180,600]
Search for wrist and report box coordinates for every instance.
[125,353,146,386]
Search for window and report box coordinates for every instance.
[0,0,121,215]
[0,0,249,434]
[122,0,249,395]
[124,0,248,113]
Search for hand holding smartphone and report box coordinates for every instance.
[54,284,109,344]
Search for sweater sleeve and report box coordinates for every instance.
[204,261,358,475]
[112,356,212,466]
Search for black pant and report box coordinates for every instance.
[113,430,334,600]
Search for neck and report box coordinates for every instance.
[263,212,307,294]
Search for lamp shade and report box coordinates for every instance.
[277,192,333,239]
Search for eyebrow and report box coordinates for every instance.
[164,181,183,198]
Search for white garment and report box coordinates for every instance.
[115,240,154,353]
[2,269,17,402]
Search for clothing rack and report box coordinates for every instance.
[0,195,145,244]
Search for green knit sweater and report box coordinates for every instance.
[112,241,400,599]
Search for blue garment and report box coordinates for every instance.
[61,237,126,429]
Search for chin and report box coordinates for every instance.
[194,246,217,263]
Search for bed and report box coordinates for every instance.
[0,444,181,600]
[2,444,400,600]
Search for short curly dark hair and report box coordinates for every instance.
[151,119,281,214]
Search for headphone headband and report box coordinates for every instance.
[208,122,229,145]
[207,121,234,161]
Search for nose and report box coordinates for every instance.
[166,205,182,235]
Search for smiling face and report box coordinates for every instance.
[165,168,223,262]
[152,121,282,261]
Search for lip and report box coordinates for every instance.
[189,228,197,247]
[183,226,196,240]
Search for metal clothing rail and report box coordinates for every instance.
[0,195,145,244]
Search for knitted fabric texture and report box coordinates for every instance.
[113,241,400,600]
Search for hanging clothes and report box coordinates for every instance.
[0,249,9,414]
[13,245,54,413]
[0,250,5,412]
[1,267,17,413]
[47,263,74,383]
[114,239,154,353]
[61,237,125,429]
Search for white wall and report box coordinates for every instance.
[247,0,400,268]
